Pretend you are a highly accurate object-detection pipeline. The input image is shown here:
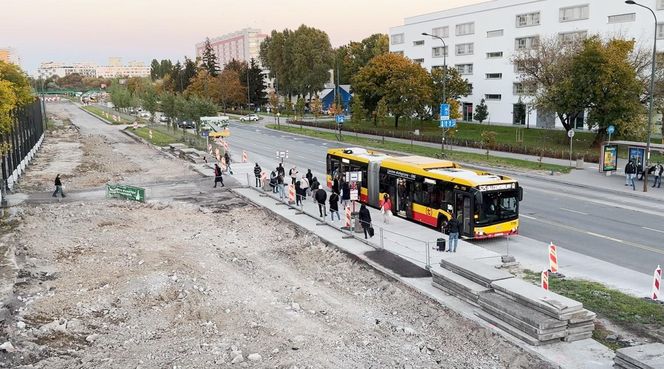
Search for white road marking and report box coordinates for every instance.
[560,208,588,215]
[520,214,537,220]
[643,227,664,234]
[586,232,623,243]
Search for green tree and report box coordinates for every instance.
[159,59,173,79]
[474,98,489,123]
[352,53,432,128]
[150,59,161,81]
[260,29,295,98]
[160,92,177,129]
[310,95,322,120]
[108,83,132,112]
[295,97,306,119]
[186,96,218,136]
[247,58,266,107]
[351,95,366,124]
[430,67,471,110]
[201,38,220,77]
[375,97,388,143]
[218,69,246,110]
[140,83,159,122]
[0,61,33,107]
[336,33,389,84]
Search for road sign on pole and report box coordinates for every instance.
[439,103,450,121]
[568,130,574,167]
[607,125,615,143]
[440,119,457,128]
[336,115,345,124]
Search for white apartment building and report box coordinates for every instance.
[96,59,150,78]
[37,61,97,78]
[389,0,664,129]
[195,28,266,69]
[37,58,150,79]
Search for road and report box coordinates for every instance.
[225,121,664,275]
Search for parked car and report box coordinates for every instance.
[159,115,169,123]
[139,112,151,118]
[240,114,260,122]
[177,121,195,129]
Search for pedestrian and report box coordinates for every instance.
[329,190,340,222]
[652,162,663,188]
[340,180,350,208]
[289,166,298,185]
[446,214,461,253]
[332,175,340,195]
[277,173,285,199]
[276,163,285,178]
[300,174,309,200]
[52,174,66,198]
[224,152,233,175]
[295,180,303,206]
[625,159,636,190]
[213,164,224,188]
[310,177,320,202]
[253,163,262,187]
[359,204,373,239]
[306,169,313,186]
[270,170,278,193]
[380,194,392,224]
[315,187,327,218]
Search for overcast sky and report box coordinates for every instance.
[1,0,484,74]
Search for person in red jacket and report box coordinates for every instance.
[380,193,392,224]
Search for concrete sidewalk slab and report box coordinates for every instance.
[492,278,583,320]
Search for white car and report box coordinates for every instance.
[240,114,259,122]
[139,111,151,118]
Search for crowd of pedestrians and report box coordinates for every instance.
[624,160,663,190]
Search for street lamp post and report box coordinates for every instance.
[626,0,657,192]
[422,32,447,151]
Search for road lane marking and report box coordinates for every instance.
[520,214,537,220]
[643,227,664,234]
[586,232,623,243]
[560,208,588,215]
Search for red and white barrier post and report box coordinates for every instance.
[549,242,558,274]
[541,270,549,290]
[652,265,662,301]
[242,150,248,163]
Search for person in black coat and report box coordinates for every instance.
[52,174,65,198]
[295,180,303,206]
[305,169,313,186]
[329,191,340,221]
[359,204,372,239]
[315,188,327,217]
[253,163,262,187]
[276,163,285,177]
[341,180,350,208]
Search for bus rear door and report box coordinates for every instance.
[454,190,473,238]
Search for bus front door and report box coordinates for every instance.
[454,191,473,238]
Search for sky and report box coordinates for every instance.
[1,0,484,75]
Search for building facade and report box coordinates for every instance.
[0,47,20,65]
[389,0,664,128]
[95,58,150,78]
[37,61,97,78]
[37,58,150,79]
[195,28,267,69]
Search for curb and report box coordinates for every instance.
[78,105,114,125]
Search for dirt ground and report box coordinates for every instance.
[0,108,556,368]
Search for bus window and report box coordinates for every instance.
[379,173,390,194]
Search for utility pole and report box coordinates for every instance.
[422,32,447,151]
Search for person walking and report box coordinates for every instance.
[52,174,66,198]
[224,152,233,175]
[305,169,313,186]
[310,177,320,203]
[625,160,636,190]
[253,163,262,187]
[329,190,340,222]
[652,162,663,188]
[446,214,461,253]
[270,170,278,193]
[213,164,224,188]
[380,194,392,224]
[300,174,309,200]
[276,163,285,178]
[295,180,303,206]
[358,204,373,239]
[340,180,350,208]
[277,173,285,199]
[315,187,327,218]
[289,166,298,185]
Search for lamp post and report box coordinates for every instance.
[422,32,447,151]
[626,0,657,192]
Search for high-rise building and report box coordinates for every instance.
[195,28,267,68]
[390,0,664,128]
[0,47,20,65]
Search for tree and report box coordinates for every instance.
[159,59,173,79]
[430,67,472,110]
[186,96,218,135]
[150,59,161,81]
[108,83,133,112]
[260,29,295,98]
[186,69,223,103]
[351,96,366,124]
[352,53,432,128]
[182,57,198,90]
[268,91,279,113]
[140,83,159,122]
[295,97,306,119]
[310,95,322,120]
[247,58,266,107]
[375,97,388,143]
[474,99,488,123]
[160,92,177,129]
[336,33,389,84]
[218,69,246,109]
[0,61,33,107]
[201,38,220,77]
[57,73,85,90]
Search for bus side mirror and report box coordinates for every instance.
[518,187,523,202]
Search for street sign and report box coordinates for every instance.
[439,103,450,121]
[607,125,615,135]
[567,129,575,138]
[276,150,289,158]
[336,115,345,124]
[345,171,362,182]
[106,184,145,202]
[201,130,209,138]
[440,119,457,128]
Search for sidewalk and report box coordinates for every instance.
[270,121,664,203]
[226,171,614,369]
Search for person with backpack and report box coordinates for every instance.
[446,213,462,253]
[269,170,278,193]
[289,166,298,185]
[315,187,327,218]
[253,163,262,187]
[213,164,224,188]
[359,204,373,239]
[329,190,340,222]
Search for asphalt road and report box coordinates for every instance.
[225,121,664,274]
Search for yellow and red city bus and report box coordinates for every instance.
[326,147,522,239]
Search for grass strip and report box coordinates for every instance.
[82,105,129,125]
[266,124,571,174]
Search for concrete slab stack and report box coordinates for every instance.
[430,265,490,305]
[439,255,514,288]
[614,343,664,369]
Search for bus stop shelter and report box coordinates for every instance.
[600,140,664,173]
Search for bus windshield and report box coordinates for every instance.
[476,190,518,225]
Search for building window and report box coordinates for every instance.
[485,94,502,101]
[486,51,503,59]
[658,24,664,39]
[432,46,448,58]
[413,40,424,46]
[455,63,473,75]
[515,36,540,50]
[513,82,536,95]
[455,43,474,56]
[467,83,473,94]
[559,30,588,43]
[608,13,635,23]
[413,58,424,64]
[486,73,503,80]
[455,22,475,36]
[487,29,504,38]
[432,26,449,38]
[391,33,404,45]
[516,12,540,27]
[560,5,589,22]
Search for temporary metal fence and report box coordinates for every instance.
[1,99,45,204]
